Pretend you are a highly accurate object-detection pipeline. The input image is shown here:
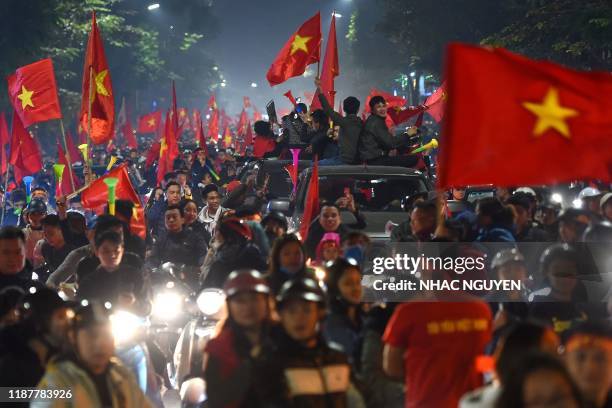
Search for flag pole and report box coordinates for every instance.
[85,65,94,184]
[58,119,76,193]
[0,164,10,226]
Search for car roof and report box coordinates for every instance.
[303,165,425,177]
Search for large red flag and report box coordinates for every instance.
[222,126,233,149]
[299,157,319,242]
[244,121,254,146]
[207,94,217,111]
[243,97,251,109]
[424,81,447,122]
[0,113,9,173]
[81,164,145,239]
[80,11,115,145]
[157,109,179,184]
[366,89,406,111]
[117,97,137,149]
[7,58,62,127]
[195,111,207,147]
[388,105,427,126]
[267,13,322,86]
[137,111,162,134]
[438,44,612,188]
[9,111,42,183]
[56,141,80,195]
[178,107,191,132]
[253,107,262,122]
[311,14,339,110]
[207,109,219,142]
[64,130,82,165]
[237,109,249,136]
[145,142,161,169]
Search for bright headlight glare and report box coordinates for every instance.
[572,198,583,209]
[551,193,563,204]
[110,311,140,344]
[196,290,225,316]
[152,292,183,320]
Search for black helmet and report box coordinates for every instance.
[223,269,270,298]
[539,243,579,275]
[20,287,67,335]
[582,221,612,243]
[276,278,325,309]
[26,198,47,214]
[261,211,288,230]
[72,301,111,330]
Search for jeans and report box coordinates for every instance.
[318,156,345,166]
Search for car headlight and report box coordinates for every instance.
[110,311,142,344]
[196,289,225,316]
[152,291,184,320]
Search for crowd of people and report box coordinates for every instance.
[0,80,610,408]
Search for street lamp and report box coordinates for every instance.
[220,83,226,87]
[332,12,342,18]
[147,3,160,11]
[250,82,258,88]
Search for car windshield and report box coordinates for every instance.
[298,174,428,212]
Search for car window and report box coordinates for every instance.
[466,190,495,203]
[298,175,428,212]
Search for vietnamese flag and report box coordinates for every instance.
[299,157,319,241]
[178,107,191,132]
[7,58,62,127]
[207,94,217,111]
[0,113,9,174]
[80,11,115,145]
[222,126,233,149]
[311,14,339,110]
[207,109,219,142]
[157,109,179,184]
[244,121,254,146]
[438,44,612,189]
[237,109,248,136]
[366,89,406,111]
[137,111,162,134]
[56,140,80,195]
[81,164,145,239]
[64,130,82,165]
[9,111,42,183]
[194,110,207,147]
[145,141,161,169]
[243,97,251,109]
[267,12,321,86]
[388,105,427,126]
[424,81,447,122]
[253,107,262,122]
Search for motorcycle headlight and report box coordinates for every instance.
[110,311,141,344]
[551,192,563,204]
[572,198,583,209]
[196,289,225,316]
[152,291,184,320]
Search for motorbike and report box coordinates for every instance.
[174,287,226,406]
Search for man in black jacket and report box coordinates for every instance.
[316,78,363,165]
[0,227,39,292]
[359,96,418,167]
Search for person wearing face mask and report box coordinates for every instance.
[34,303,152,408]
[304,202,366,260]
[266,234,314,295]
[203,270,277,408]
[322,258,365,370]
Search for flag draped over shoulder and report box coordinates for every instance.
[438,43,612,188]
[79,11,115,145]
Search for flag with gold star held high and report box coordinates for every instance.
[437,43,612,188]
[266,12,321,86]
[80,11,115,145]
[7,58,62,127]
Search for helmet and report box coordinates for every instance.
[514,187,536,197]
[26,199,47,214]
[558,208,590,225]
[261,211,288,230]
[539,244,578,274]
[21,287,65,319]
[276,278,326,309]
[600,192,612,211]
[73,301,110,330]
[219,217,253,241]
[491,248,525,270]
[578,187,601,200]
[223,269,270,298]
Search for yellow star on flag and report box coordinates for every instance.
[180,110,187,118]
[290,34,312,55]
[94,70,110,97]
[522,87,578,139]
[147,118,156,127]
[159,138,168,157]
[17,85,35,110]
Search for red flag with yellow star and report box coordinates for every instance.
[267,12,321,86]
[237,109,249,136]
[424,81,447,122]
[9,111,42,183]
[208,109,219,143]
[7,58,62,127]
[80,11,115,145]
[311,14,339,110]
[137,111,162,134]
[157,109,179,184]
[438,44,612,188]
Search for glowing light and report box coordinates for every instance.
[147,3,160,10]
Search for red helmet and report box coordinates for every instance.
[223,269,270,298]
[219,217,253,241]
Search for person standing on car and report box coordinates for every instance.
[315,77,363,165]
[359,96,418,167]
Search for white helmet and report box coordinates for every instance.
[514,187,536,197]
[578,187,601,200]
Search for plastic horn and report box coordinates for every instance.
[53,164,65,195]
[410,138,439,154]
[106,156,118,172]
[289,148,301,193]
[205,164,220,181]
[104,177,119,215]
[23,176,34,204]
[78,144,89,162]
